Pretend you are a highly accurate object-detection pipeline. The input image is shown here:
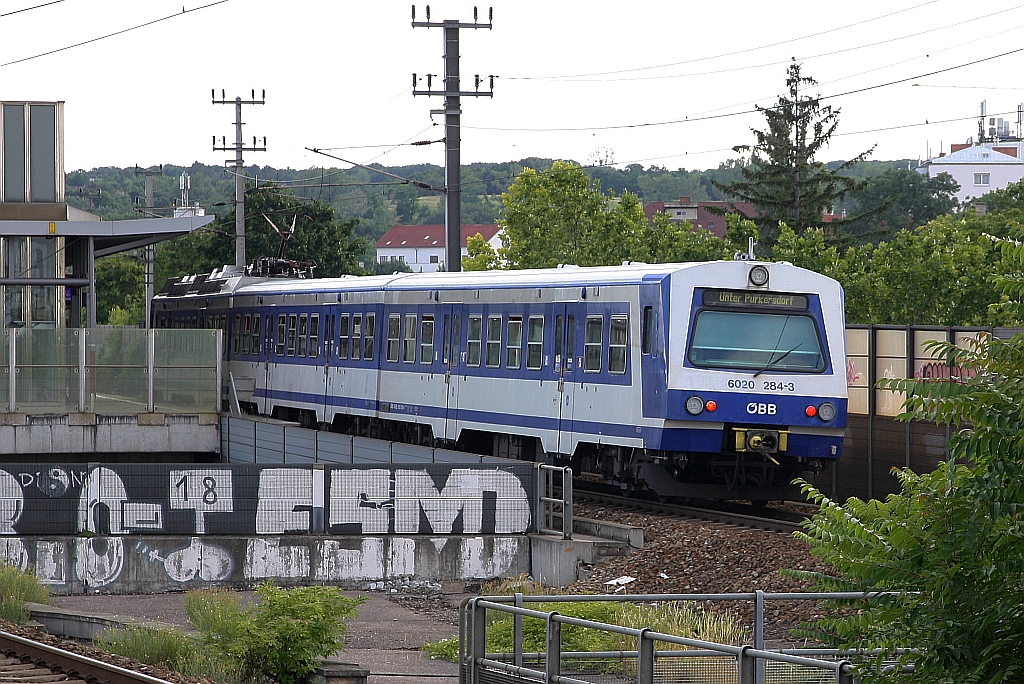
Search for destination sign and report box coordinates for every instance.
[702,289,808,311]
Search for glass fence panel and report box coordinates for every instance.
[89,367,148,414]
[154,329,219,367]
[153,366,219,413]
[845,327,868,356]
[89,328,149,368]
[15,328,79,367]
[15,364,79,413]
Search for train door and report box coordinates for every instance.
[259,309,273,415]
[443,304,462,443]
[321,306,337,422]
[553,304,580,456]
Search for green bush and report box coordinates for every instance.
[185,582,365,684]
[0,563,49,623]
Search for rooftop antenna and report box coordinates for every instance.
[979,100,987,143]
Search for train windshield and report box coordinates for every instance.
[689,310,826,373]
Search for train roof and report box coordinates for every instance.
[155,260,835,299]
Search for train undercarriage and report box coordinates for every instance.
[257,403,829,503]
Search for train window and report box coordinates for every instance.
[486,315,502,368]
[242,315,252,355]
[386,315,400,362]
[567,314,576,369]
[641,306,653,355]
[554,315,563,368]
[364,313,375,360]
[506,317,522,369]
[420,316,434,363]
[609,315,628,374]
[352,314,362,360]
[232,315,241,355]
[443,315,451,364]
[287,314,298,356]
[467,315,482,367]
[403,314,417,362]
[298,314,308,357]
[309,314,320,358]
[158,316,166,328]
[276,315,286,356]
[584,315,603,372]
[528,316,544,370]
[689,311,826,373]
[338,315,350,359]
[252,314,261,355]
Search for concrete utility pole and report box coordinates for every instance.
[212,90,266,268]
[134,164,163,327]
[412,5,494,273]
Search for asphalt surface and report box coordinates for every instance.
[50,591,461,684]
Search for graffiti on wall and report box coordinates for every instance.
[0,463,534,537]
[0,462,534,592]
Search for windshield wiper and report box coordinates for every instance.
[753,343,802,378]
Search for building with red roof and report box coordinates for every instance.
[642,197,756,237]
[375,224,501,272]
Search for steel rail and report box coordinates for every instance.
[0,630,176,684]
[574,489,810,534]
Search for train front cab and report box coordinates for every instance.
[637,262,847,501]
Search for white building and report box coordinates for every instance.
[917,144,1024,203]
[375,224,500,273]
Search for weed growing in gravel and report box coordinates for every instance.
[0,563,49,623]
[423,598,746,663]
[96,626,246,684]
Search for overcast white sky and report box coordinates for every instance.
[2,0,1023,173]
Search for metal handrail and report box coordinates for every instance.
[461,592,913,684]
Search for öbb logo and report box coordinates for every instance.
[746,402,777,415]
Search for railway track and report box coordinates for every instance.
[574,488,811,534]
[0,630,174,684]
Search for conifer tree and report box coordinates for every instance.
[713,62,874,245]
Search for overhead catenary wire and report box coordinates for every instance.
[520,5,1024,84]
[0,0,64,19]
[503,0,940,81]
[465,46,1024,133]
[0,0,229,69]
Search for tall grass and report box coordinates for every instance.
[96,626,248,684]
[0,563,49,623]
[423,596,747,662]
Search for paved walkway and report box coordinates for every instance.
[51,591,460,684]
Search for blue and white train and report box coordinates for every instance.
[154,259,847,501]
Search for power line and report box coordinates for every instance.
[504,0,938,81]
[465,46,1024,133]
[0,0,229,69]
[0,0,64,19]
[538,7,1024,84]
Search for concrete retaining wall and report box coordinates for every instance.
[0,534,529,594]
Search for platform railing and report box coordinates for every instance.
[0,328,220,414]
[462,592,912,684]
[536,464,572,539]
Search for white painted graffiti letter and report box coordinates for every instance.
[35,541,66,586]
[328,469,391,534]
[169,469,233,534]
[244,538,309,580]
[394,469,530,534]
[0,471,23,535]
[0,538,28,571]
[136,538,234,583]
[74,537,124,588]
[255,469,312,534]
[315,539,384,582]
[78,467,128,534]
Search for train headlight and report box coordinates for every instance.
[685,396,705,415]
[817,401,837,422]
[705,400,717,412]
[748,265,769,286]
